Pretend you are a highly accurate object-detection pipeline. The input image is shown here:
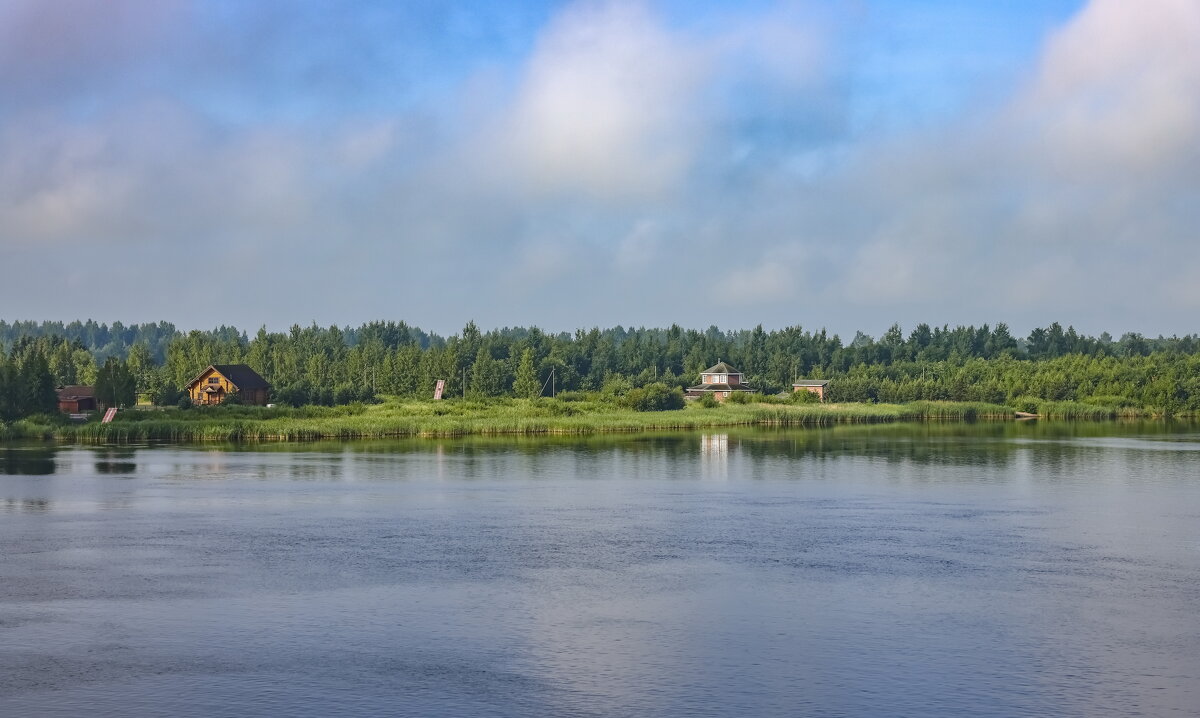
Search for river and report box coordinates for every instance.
[2,421,1198,716]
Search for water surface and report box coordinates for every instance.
[2,422,1198,716]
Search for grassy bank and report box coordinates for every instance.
[2,397,1019,443]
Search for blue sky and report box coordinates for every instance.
[3,0,1198,337]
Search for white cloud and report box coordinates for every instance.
[1017,0,1200,174]
[2,0,1198,335]
[499,1,706,202]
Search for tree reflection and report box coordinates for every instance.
[0,447,56,475]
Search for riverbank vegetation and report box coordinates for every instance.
[2,319,1199,440]
[1,396,1018,443]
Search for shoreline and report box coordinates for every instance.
[1,398,1184,444]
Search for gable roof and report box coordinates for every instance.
[792,380,830,387]
[185,364,271,391]
[57,385,95,399]
[701,361,741,375]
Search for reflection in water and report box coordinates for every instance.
[700,433,729,481]
[0,447,55,475]
[1,497,51,513]
[0,421,1198,717]
[94,461,138,474]
[700,433,728,457]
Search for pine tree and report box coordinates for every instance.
[17,352,57,416]
[0,354,16,421]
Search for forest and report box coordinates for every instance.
[2,319,1199,419]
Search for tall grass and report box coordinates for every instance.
[1033,401,1118,420]
[4,397,1021,444]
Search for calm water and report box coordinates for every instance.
[2,422,1199,717]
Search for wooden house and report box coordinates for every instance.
[57,385,97,413]
[185,365,271,406]
[792,379,830,402]
[686,361,756,401]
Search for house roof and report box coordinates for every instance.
[687,383,755,392]
[185,364,271,391]
[792,380,830,387]
[57,385,95,399]
[701,361,741,375]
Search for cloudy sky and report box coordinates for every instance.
[2,0,1198,336]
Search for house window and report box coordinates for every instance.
[714,374,726,384]
[208,377,221,384]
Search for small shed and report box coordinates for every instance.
[57,385,97,413]
[792,379,830,402]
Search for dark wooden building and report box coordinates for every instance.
[57,385,97,413]
[185,365,271,406]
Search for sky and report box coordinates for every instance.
[2,0,1198,338]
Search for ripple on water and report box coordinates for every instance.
[2,428,1199,717]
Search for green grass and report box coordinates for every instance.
[0,397,1021,444]
[1031,401,1118,420]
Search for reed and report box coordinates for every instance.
[1,397,1022,444]
[1033,401,1118,420]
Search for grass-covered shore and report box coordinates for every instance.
[0,396,1026,443]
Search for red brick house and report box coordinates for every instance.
[685,361,756,401]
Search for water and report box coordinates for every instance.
[2,422,1198,717]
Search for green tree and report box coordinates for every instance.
[622,382,685,411]
[15,352,57,417]
[0,354,18,421]
[72,349,97,385]
[95,357,136,409]
[512,348,540,398]
[470,347,505,397]
[126,343,155,394]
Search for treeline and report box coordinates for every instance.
[0,320,180,363]
[0,346,57,421]
[2,320,1200,417]
[0,338,139,420]
[827,354,1200,414]
[0,320,441,364]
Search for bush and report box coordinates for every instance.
[177,396,193,410]
[1010,396,1040,414]
[22,412,68,427]
[695,393,720,408]
[333,383,357,406]
[754,393,790,405]
[156,386,184,406]
[1085,394,1139,408]
[789,389,822,404]
[622,382,685,411]
[602,375,635,397]
[725,391,753,405]
[533,398,578,416]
